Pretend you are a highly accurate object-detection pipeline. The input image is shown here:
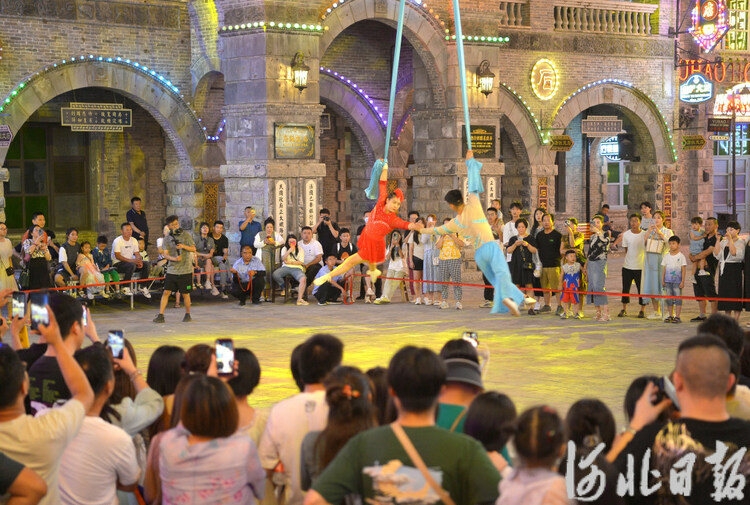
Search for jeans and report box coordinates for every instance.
[211,257,230,288]
[586,258,608,306]
[664,282,682,307]
[114,261,150,282]
[272,266,305,287]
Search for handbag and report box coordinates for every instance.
[0,258,12,277]
[645,237,664,254]
[18,269,29,289]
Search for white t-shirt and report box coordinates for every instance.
[258,390,329,505]
[408,233,426,260]
[0,399,85,505]
[299,239,324,267]
[111,236,139,265]
[388,255,406,273]
[502,221,519,261]
[59,416,140,505]
[662,252,688,284]
[621,229,645,270]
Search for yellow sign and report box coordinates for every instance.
[531,59,559,101]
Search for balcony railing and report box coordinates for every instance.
[499,1,529,28]
[553,0,658,36]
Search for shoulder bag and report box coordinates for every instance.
[645,232,664,254]
[390,423,457,505]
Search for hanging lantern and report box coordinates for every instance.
[476,60,495,97]
[292,52,309,93]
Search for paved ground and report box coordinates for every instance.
[66,249,714,427]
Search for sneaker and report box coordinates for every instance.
[122,287,133,296]
[455,302,462,310]
[153,314,165,323]
[617,310,627,318]
[220,291,229,299]
[211,286,220,296]
[690,315,707,322]
[317,301,328,306]
[555,306,564,316]
[647,312,663,320]
[480,300,493,308]
[374,297,391,305]
[140,287,152,299]
[328,300,343,305]
[204,281,212,290]
[523,296,537,307]
[259,296,265,302]
[672,317,682,323]
[559,312,568,319]
[296,299,309,306]
[440,301,449,309]
[414,297,422,305]
[697,269,710,276]
[424,299,433,306]
[101,291,110,299]
[182,313,192,323]
[637,311,646,319]
[528,308,537,315]
[573,312,583,320]
[540,305,552,313]
[664,316,674,323]
[87,293,94,300]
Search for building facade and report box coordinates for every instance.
[0,0,735,251]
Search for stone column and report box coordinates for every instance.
[162,142,203,232]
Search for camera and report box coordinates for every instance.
[170,228,183,237]
[323,216,330,222]
[564,219,571,226]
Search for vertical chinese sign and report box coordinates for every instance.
[275,181,287,239]
[663,175,673,229]
[486,178,497,208]
[538,177,549,210]
[305,180,317,227]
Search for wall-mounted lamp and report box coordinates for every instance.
[476,60,495,97]
[292,52,310,93]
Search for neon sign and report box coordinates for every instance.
[530,59,559,101]
[679,73,714,103]
[713,82,750,122]
[678,58,750,83]
[690,0,729,53]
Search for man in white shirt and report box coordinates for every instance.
[258,334,343,505]
[0,306,95,505]
[299,226,324,298]
[112,223,151,297]
[502,202,522,261]
[59,345,140,505]
[614,213,646,318]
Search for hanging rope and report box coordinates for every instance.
[453,0,472,151]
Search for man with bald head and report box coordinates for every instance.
[614,334,750,504]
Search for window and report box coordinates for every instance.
[726,0,749,51]
[3,124,89,231]
[606,161,630,207]
[713,123,750,156]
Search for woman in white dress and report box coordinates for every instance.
[0,222,17,291]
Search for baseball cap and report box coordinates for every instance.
[444,358,483,389]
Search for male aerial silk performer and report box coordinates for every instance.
[314,160,423,288]
[420,151,533,316]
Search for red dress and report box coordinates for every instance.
[357,181,411,264]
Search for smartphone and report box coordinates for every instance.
[462,331,479,348]
[11,292,26,320]
[654,375,680,411]
[82,305,88,327]
[215,338,235,377]
[107,330,124,359]
[29,293,49,331]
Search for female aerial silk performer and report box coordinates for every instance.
[420,151,535,316]
[314,161,423,288]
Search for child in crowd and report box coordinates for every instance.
[138,238,151,264]
[662,236,687,323]
[93,235,120,296]
[559,249,582,320]
[77,241,107,299]
[375,231,407,304]
[689,216,708,277]
[497,406,567,505]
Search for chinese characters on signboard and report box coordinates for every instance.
[664,174,673,229]
[461,125,496,158]
[538,177,549,210]
[531,59,559,101]
[486,178,497,209]
[274,124,315,159]
[61,103,133,132]
[727,0,749,50]
[305,180,317,227]
[275,180,287,239]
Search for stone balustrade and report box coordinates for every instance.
[499,1,529,28]
[553,0,658,36]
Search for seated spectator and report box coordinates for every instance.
[301,366,375,490]
[300,226,324,298]
[93,235,120,296]
[137,238,150,264]
[59,345,140,505]
[0,308,94,505]
[146,344,186,435]
[306,346,500,505]
[273,234,308,306]
[0,452,47,504]
[54,228,81,290]
[144,375,265,504]
[260,334,343,505]
[230,245,266,306]
[229,348,265,442]
[23,225,52,290]
[210,220,230,298]
[614,335,750,504]
[497,406,568,505]
[313,255,346,306]
[112,223,151,298]
[28,293,99,415]
[463,391,517,477]
[437,339,483,432]
[195,222,219,296]
[77,241,107,299]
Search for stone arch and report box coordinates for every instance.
[319,72,386,163]
[191,55,222,93]
[319,0,448,109]
[188,0,224,92]
[497,84,552,167]
[0,56,206,170]
[551,80,674,165]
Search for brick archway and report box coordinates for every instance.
[497,85,553,167]
[551,81,674,165]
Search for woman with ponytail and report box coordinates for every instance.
[463,392,517,478]
[300,366,375,490]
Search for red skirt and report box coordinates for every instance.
[357,230,387,264]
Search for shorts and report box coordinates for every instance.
[55,266,73,282]
[164,273,193,294]
[664,282,682,306]
[693,272,717,299]
[541,267,560,290]
[412,257,424,272]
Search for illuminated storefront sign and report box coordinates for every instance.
[599,136,620,161]
[679,73,714,103]
[690,0,730,52]
[679,58,750,83]
[530,59,559,101]
[713,82,750,121]
[726,0,749,50]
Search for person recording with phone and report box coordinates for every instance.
[154,215,197,324]
[230,245,266,306]
[23,226,52,290]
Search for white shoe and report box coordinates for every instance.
[647,312,662,320]
[122,287,133,296]
[456,302,462,310]
[502,298,520,316]
[140,287,152,299]
[220,291,229,299]
[424,299,433,306]
[210,286,220,296]
[87,293,94,300]
[414,297,422,305]
[440,301,449,309]
[204,281,212,290]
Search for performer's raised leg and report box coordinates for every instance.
[314,253,365,286]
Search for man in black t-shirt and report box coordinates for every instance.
[210,220,230,299]
[690,216,719,321]
[334,228,358,303]
[126,196,149,244]
[614,335,750,505]
[313,208,340,257]
[535,214,563,313]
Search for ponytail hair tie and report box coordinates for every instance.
[342,384,361,400]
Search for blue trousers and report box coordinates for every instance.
[475,241,525,314]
